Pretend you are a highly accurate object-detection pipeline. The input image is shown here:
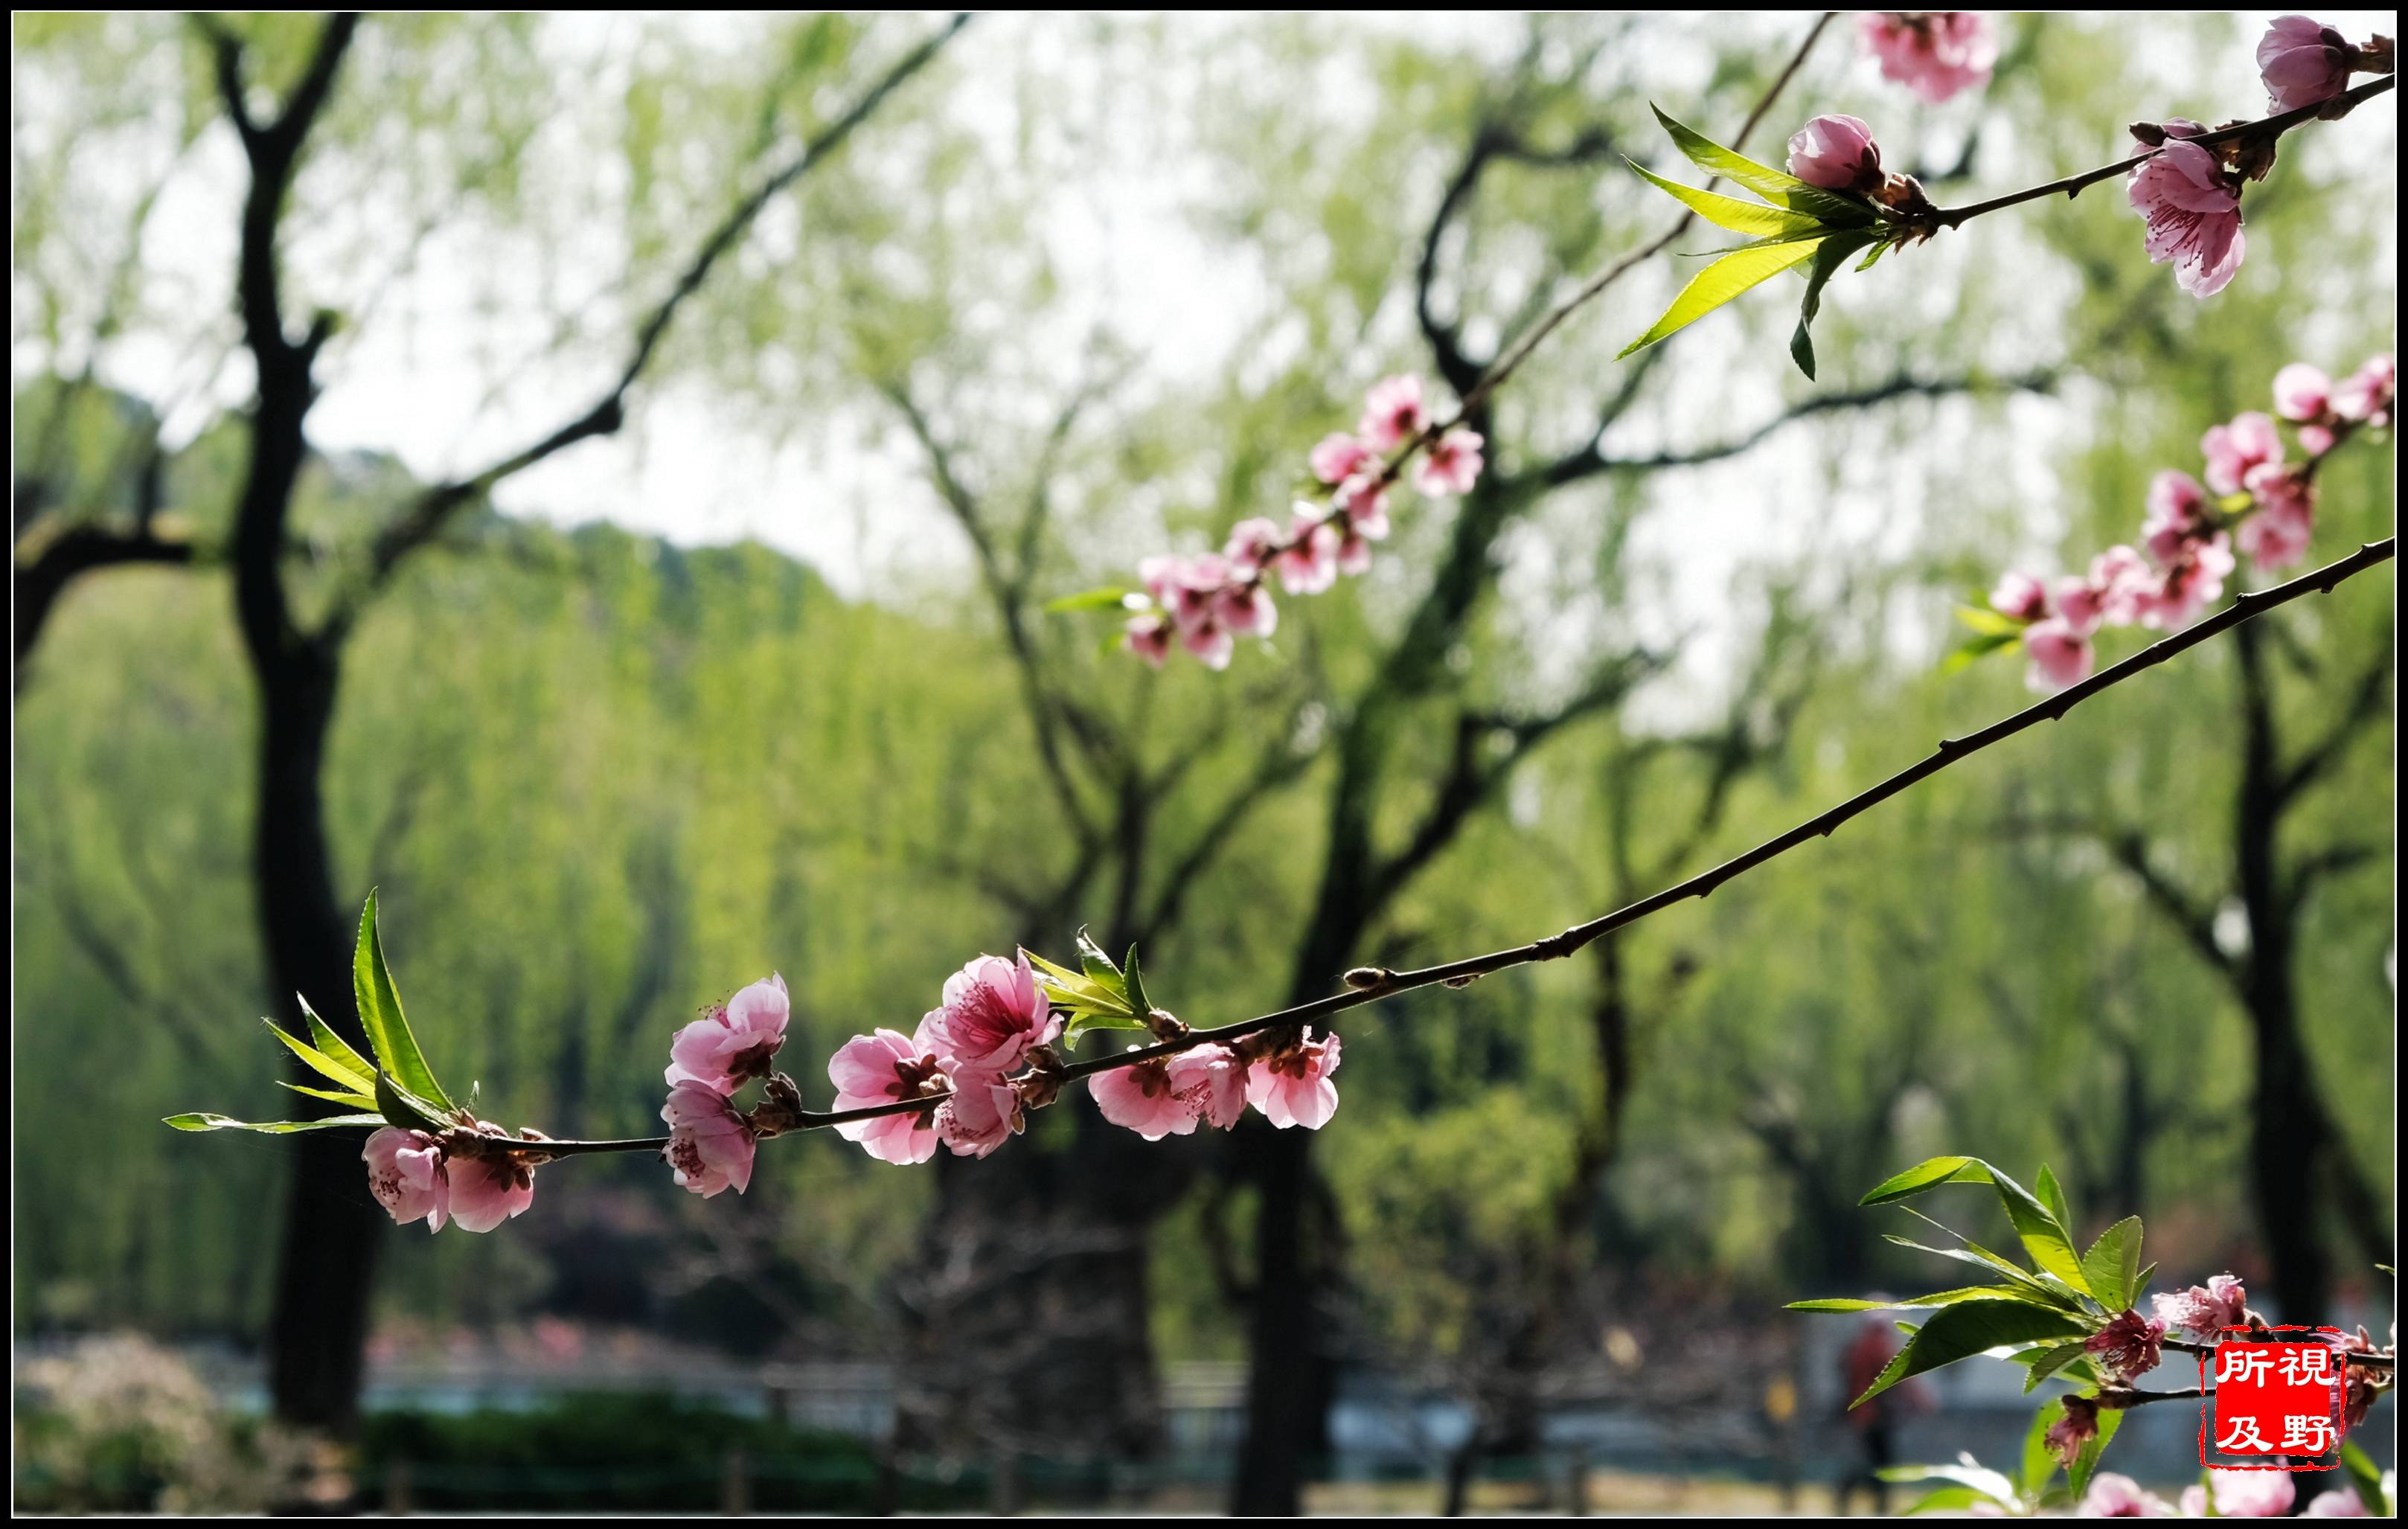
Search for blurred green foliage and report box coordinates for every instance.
[10,10,2394,1403]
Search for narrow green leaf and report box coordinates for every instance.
[1649,105,1877,226]
[1943,631,2020,674]
[374,1070,452,1133]
[1878,1463,2019,1507]
[1062,1010,1152,1039]
[1787,1286,2034,1312]
[298,994,377,1089]
[1618,236,1823,359]
[2338,1440,2389,1516]
[1790,232,1873,379]
[1899,1485,1986,1516]
[278,1080,378,1110]
[354,893,454,1112]
[263,1019,379,1095]
[1124,945,1150,1019]
[2037,1165,2075,1237]
[2022,1340,2092,1393]
[1862,1155,1988,1205]
[1043,585,1135,615]
[1854,1302,2089,1408]
[164,1112,385,1134]
[1626,158,1829,239]
[2068,1404,2122,1501]
[2081,1218,2145,1314]
[1954,605,2027,637]
[1856,239,1890,272]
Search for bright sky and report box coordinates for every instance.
[15,10,2395,679]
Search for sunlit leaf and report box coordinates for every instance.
[1854,1301,2089,1407]
[1627,158,1830,239]
[354,891,454,1112]
[1618,236,1824,359]
[164,1112,385,1133]
[1648,105,1877,225]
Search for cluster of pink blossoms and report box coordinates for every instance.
[1858,12,1998,103]
[827,951,1344,1161]
[1124,374,1483,669]
[2127,16,2393,299]
[2082,1468,2373,1519]
[659,973,792,1196]
[361,1120,543,1235]
[1985,353,2391,690]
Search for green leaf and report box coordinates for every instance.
[1954,605,2028,637]
[1618,236,1825,359]
[374,1070,452,1133]
[1854,1301,2089,1408]
[2037,1165,2075,1237]
[263,1019,380,1095]
[2338,1440,2389,1516]
[1124,944,1151,1019]
[1856,240,1891,272]
[2068,1403,2122,1501]
[1943,631,2020,674]
[1072,926,1130,1005]
[2022,1340,2092,1393]
[354,893,454,1112]
[1863,1155,1991,1204]
[298,994,377,1089]
[2081,1218,2145,1313]
[1626,158,1830,239]
[1649,106,1877,226]
[1790,232,1874,379]
[164,1112,384,1134]
[1878,1462,2020,1508]
[278,1080,378,1110]
[1043,585,1136,615]
[1898,1486,1987,1516]
[1787,1286,2034,1312]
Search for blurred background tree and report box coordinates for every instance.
[13,9,2393,1514]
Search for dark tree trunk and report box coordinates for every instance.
[2232,622,2331,1321]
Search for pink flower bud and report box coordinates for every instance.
[363,1127,449,1232]
[662,1079,756,1197]
[2258,15,2354,112]
[1414,429,1485,497]
[1245,1030,1343,1129]
[1988,571,2051,622]
[1786,113,1882,193]
[665,974,789,1094]
[1308,433,1377,486]
[2127,141,2244,299]
[2273,362,2332,422]
[1357,375,1428,452]
[2021,618,2093,692]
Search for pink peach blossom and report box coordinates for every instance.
[1124,613,1172,667]
[1415,429,1485,496]
[828,1019,947,1166]
[446,1144,539,1232]
[1169,1043,1249,1130]
[1224,517,1285,577]
[1274,510,1342,594]
[2089,545,2156,626]
[2150,1273,2247,1339]
[2274,362,2333,421]
[2203,1469,2297,1518]
[2083,1308,2167,1381]
[1089,1054,1199,1140]
[2333,353,2394,424]
[363,1127,449,1232]
[1989,571,2051,622]
[1246,1030,1343,1129]
[1358,374,1429,452]
[2238,468,2315,571]
[665,974,790,1094]
[1334,519,1375,577]
[2080,1470,2169,1517]
[1859,12,1999,103]
[2258,16,2354,112]
[932,952,1060,1074]
[2023,618,2093,691]
[2299,423,2337,456]
[662,1080,756,1197]
[2047,1395,2102,1467]
[2127,141,2244,298]
[1309,432,1377,486]
[1216,580,1278,638]
[2203,412,2284,496]
[1786,113,1881,193]
[1181,617,1235,670]
[1333,472,1390,540]
[936,1072,1024,1158]
[2142,469,2210,565]
[2140,533,2235,629]
[2305,1487,2372,1516]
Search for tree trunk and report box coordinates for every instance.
[2232,622,2330,1321]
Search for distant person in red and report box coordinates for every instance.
[1839,1306,1933,1513]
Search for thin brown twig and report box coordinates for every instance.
[510,534,2397,1155]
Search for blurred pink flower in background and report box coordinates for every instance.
[2186,1469,2296,1518]
[1357,374,1428,451]
[1415,428,1485,496]
[2022,617,2093,691]
[2203,412,2284,496]
[1860,11,1998,103]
